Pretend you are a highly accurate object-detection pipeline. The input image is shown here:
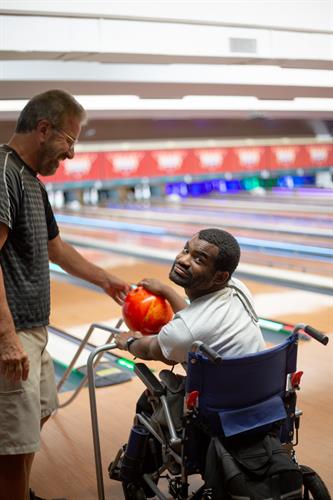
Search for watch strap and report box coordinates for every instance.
[126,336,138,353]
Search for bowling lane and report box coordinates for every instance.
[58,224,332,279]
[177,191,333,216]
[56,194,333,272]
[59,204,333,243]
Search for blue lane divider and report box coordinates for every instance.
[55,214,167,235]
[237,237,333,258]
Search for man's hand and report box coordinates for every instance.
[0,333,29,382]
[103,274,131,305]
[139,278,187,313]
[0,231,29,382]
[138,278,167,296]
[114,330,142,350]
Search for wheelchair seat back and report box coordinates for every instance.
[186,335,298,438]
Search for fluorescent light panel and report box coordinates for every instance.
[1,95,333,112]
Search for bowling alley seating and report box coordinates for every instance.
[108,325,330,499]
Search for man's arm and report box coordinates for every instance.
[115,330,176,365]
[48,234,130,304]
[0,223,29,381]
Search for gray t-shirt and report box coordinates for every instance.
[0,145,59,329]
[158,278,265,364]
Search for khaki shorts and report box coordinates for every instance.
[0,326,59,455]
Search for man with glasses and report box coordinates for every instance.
[0,89,130,500]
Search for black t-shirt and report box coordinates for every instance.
[0,145,59,329]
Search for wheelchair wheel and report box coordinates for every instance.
[300,465,331,500]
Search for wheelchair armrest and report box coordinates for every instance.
[134,363,165,397]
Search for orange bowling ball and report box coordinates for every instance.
[122,286,173,335]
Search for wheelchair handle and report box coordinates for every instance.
[191,341,223,365]
[294,323,329,345]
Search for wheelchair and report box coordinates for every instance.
[88,324,331,500]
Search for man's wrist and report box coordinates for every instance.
[126,336,139,354]
[0,316,16,338]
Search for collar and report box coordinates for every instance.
[1,144,37,177]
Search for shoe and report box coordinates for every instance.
[30,489,67,500]
[29,491,46,500]
[167,456,181,475]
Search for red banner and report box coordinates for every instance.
[48,153,104,183]
[304,144,333,166]
[231,147,267,172]
[106,151,145,177]
[45,143,333,184]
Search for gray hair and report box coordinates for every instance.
[16,89,87,133]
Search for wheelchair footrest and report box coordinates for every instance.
[134,363,165,397]
[108,446,125,481]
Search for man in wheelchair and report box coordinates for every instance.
[112,228,328,499]
[115,227,265,365]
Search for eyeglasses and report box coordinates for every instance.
[53,126,78,150]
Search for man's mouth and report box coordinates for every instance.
[174,264,191,278]
[54,156,66,169]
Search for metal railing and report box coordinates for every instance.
[87,342,120,500]
[56,320,123,408]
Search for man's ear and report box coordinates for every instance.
[214,270,229,286]
[36,119,52,143]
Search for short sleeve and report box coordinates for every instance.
[158,316,194,363]
[0,153,22,229]
[39,184,59,240]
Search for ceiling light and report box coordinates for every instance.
[1,95,333,113]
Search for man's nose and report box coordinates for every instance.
[66,146,75,160]
[177,254,191,267]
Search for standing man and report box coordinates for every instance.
[115,228,265,365]
[0,89,130,500]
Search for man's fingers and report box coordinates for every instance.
[113,294,123,305]
[111,289,127,305]
[0,362,6,376]
[0,352,30,382]
[21,357,30,381]
[2,359,21,382]
[12,362,23,382]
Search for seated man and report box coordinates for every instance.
[115,227,265,364]
[113,229,303,500]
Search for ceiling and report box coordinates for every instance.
[0,1,332,142]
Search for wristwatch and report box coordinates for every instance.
[126,336,138,353]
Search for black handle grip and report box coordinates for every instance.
[134,363,165,396]
[303,325,329,345]
[199,344,223,365]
